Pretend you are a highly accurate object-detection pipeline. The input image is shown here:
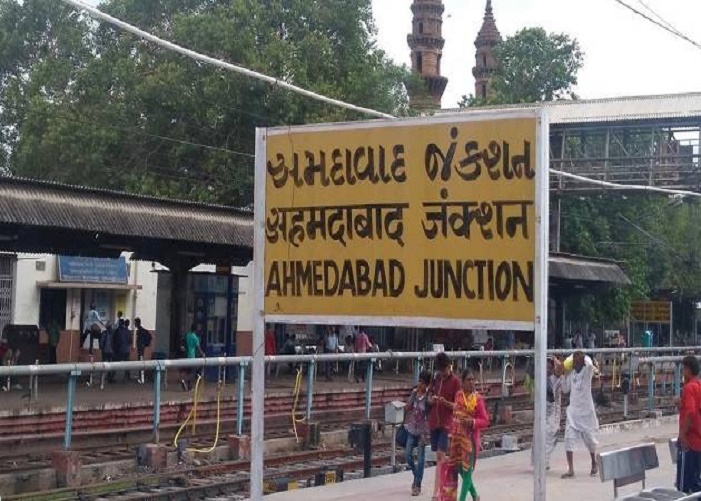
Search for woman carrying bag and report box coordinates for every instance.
[403,370,433,496]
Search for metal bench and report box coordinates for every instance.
[597,442,700,500]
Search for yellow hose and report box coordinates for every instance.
[612,358,617,390]
[173,374,223,453]
[291,367,306,443]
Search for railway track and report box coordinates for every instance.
[2,400,679,501]
[0,386,672,475]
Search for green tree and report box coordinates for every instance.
[453,25,701,331]
[458,27,583,107]
[559,194,701,326]
[0,0,411,206]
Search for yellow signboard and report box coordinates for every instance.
[630,301,671,323]
[257,112,544,329]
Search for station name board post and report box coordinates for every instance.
[251,110,550,500]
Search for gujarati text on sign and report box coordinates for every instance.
[262,116,539,324]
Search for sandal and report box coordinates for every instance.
[561,471,575,479]
[590,468,599,477]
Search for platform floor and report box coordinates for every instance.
[267,420,680,500]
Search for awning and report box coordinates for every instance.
[36,281,142,291]
[549,253,631,285]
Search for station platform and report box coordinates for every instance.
[267,420,680,501]
[0,367,523,413]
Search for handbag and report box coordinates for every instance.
[395,424,408,448]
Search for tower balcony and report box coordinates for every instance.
[407,34,445,50]
[472,66,497,79]
[411,3,445,16]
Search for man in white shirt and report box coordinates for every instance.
[323,327,339,380]
[561,351,599,478]
[82,303,105,355]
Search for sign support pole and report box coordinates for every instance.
[250,129,267,500]
[533,112,550,501]
[256,110,545,497]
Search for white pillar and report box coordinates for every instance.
[533,111,551,501]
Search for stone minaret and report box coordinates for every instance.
[473,0,501,100]
[407,0,449,109]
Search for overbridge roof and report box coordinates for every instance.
[440,91,701,126]
[0,176,253,265]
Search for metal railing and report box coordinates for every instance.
[0,346,696,452]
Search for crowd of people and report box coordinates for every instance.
[401,352,489,500]
[264,325,381,383]
[399,350,604,500]
[80,304,154,384]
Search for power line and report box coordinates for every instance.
[60,0,701,199]
[613,0,701,51]
[61,0,395,120]
[635,0,683,36]
[551,170,701,198]
[24,109,255,158]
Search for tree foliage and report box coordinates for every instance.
[560,194,701,327]
[0,0,410,206]
[456,25,701,329]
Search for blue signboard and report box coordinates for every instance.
[58,256,129,284]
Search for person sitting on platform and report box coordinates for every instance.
[561,351,599,479]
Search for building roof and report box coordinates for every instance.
[549,252,631,285]
[440,92,701,126]
[0,176,253,263]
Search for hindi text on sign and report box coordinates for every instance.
[261,116,539,323]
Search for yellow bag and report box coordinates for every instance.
[563,355,574,372]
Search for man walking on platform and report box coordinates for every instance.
[676,355,701,493]
[354,328,372,383]
[113,319,131,382]
[323,327,339,381]
[561,351,599,478]
[82,303,105,355]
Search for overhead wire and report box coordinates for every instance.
[23,108,255,158]
[59,0,701,198]
[551,170,701,198]
[634,0,683,36]
[612,0,701,51]
[60,0,395,120]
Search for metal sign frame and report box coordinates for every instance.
[251,109,550,500]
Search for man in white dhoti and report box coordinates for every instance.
[561,351,599,479]
[531,357,565,470]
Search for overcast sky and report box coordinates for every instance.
[372,0,701,108]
